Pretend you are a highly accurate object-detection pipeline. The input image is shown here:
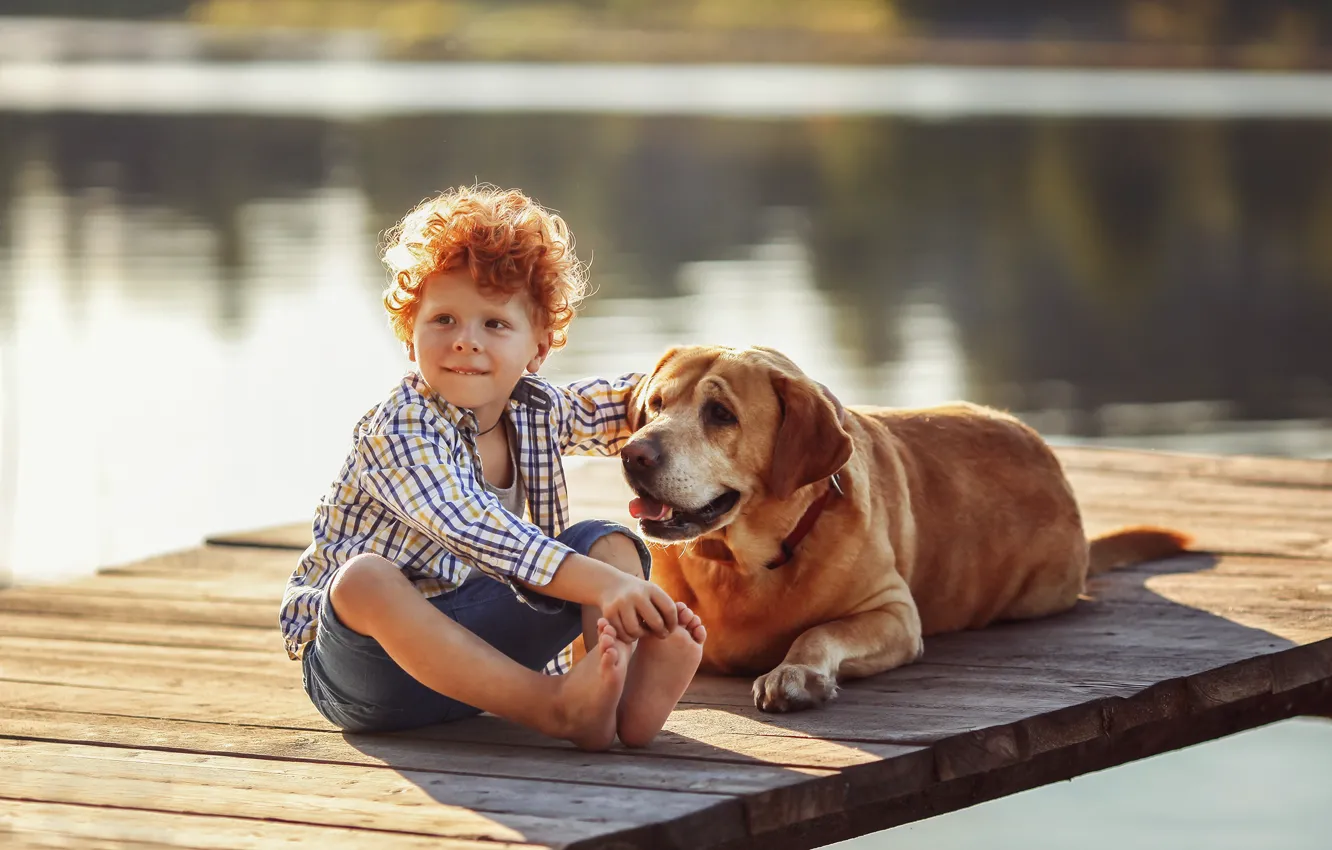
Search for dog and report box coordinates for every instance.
[620,345,1190,712]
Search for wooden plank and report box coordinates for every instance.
[1092,571,1332,612]
[0,610,277,652]
[35,571,290,603]
[0,679,920,770]
[1077,504,1332,561]
[1068,463,1332,510]
[205,525,311,550]
[1068,467,1332,559]
[5,549,1325,674]
[3,631,1144,721]
[0,660,1324,849]
[920,600,1300,669]
[0,588,276,629]
[1113,552,1332,579]
[0,707,839,796]
[2,739,744,849]
[0,674,943,800]
[1,636,279,668]
[0,800,545,850]
[0,638,1250,748]
[1083,553,1332,642]
[7,447,1332,850]
[710,677,1332,850]
[0,679,327,728]
[0,708,865,839]
[1068,476,1332,519]
[96,546,298,578]
[4,577,1326,742]
[1054,445,1332,489]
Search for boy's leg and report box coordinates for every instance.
[556,521,707,748]
[617,602,706,747]
[313,553,627,750]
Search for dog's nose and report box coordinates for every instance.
[622,438,662,471]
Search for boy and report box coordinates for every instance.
[281,185,705,750]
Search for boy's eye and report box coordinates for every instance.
[434,314,454,325]
[486,319,510,329]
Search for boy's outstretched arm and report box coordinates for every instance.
[530,551,678,641]
[553,372,646,457]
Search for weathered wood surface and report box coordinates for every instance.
[3,446,1332,849]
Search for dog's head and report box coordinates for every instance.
[623,345,852,542]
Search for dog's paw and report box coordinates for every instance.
[752,664,838,713]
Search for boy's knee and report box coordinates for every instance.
[588,532,645,578]
[329,554,400,620]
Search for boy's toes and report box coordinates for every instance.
[689,623,707,645]
[677,606,701,632]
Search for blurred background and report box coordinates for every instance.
[0,1,1329,846]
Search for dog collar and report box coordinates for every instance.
[765,471,844,570]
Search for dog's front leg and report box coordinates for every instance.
[752,601,923,712]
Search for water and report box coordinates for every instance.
[5,62,1332,118]
[1,67,1330,846]
[836,717,1332,849]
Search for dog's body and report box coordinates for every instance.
[621,345,1189,712]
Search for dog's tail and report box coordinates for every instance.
[1087,526,1192,575]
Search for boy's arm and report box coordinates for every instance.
[280,581,324,659]
[357,408,573,601]
[533,550,676,639]
[358,430,676,638]
[552,372,646,456]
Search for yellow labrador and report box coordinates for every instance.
[621,345,1189,712]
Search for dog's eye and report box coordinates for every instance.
[705,401,736,426]
[648,393,663,413]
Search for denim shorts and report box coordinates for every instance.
[300,519,652,733]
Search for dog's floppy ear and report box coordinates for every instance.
[816,381,849,428]
[766,373,853,500]
[628,346,685,432]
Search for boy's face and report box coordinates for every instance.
[408,269,552,426]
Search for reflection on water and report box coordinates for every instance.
[0,95,1330,849]
[2,109,1332,585]
[840,717,1332,850]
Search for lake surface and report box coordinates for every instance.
[1,64,1329,846]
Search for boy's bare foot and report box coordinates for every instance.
[548,619,630,751]
[616,602,706,748]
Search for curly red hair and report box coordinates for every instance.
[381,185,589,348]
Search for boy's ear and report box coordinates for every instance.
[405,341,416,362]
[526,331,553,373]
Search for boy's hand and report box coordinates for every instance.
[599,572,678,641]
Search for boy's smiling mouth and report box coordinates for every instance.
[445,366,489,376]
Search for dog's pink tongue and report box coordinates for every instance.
[629,497,670,521]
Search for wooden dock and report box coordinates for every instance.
[3,446,1331,849]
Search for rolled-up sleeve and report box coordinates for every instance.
[357,407,574,598]
[554,372,645,456]
[280,579,325,659]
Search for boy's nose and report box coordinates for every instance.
[453,338,481,353]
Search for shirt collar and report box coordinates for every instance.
[403,371,552,434]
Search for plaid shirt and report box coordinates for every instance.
[280,369,643,660]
